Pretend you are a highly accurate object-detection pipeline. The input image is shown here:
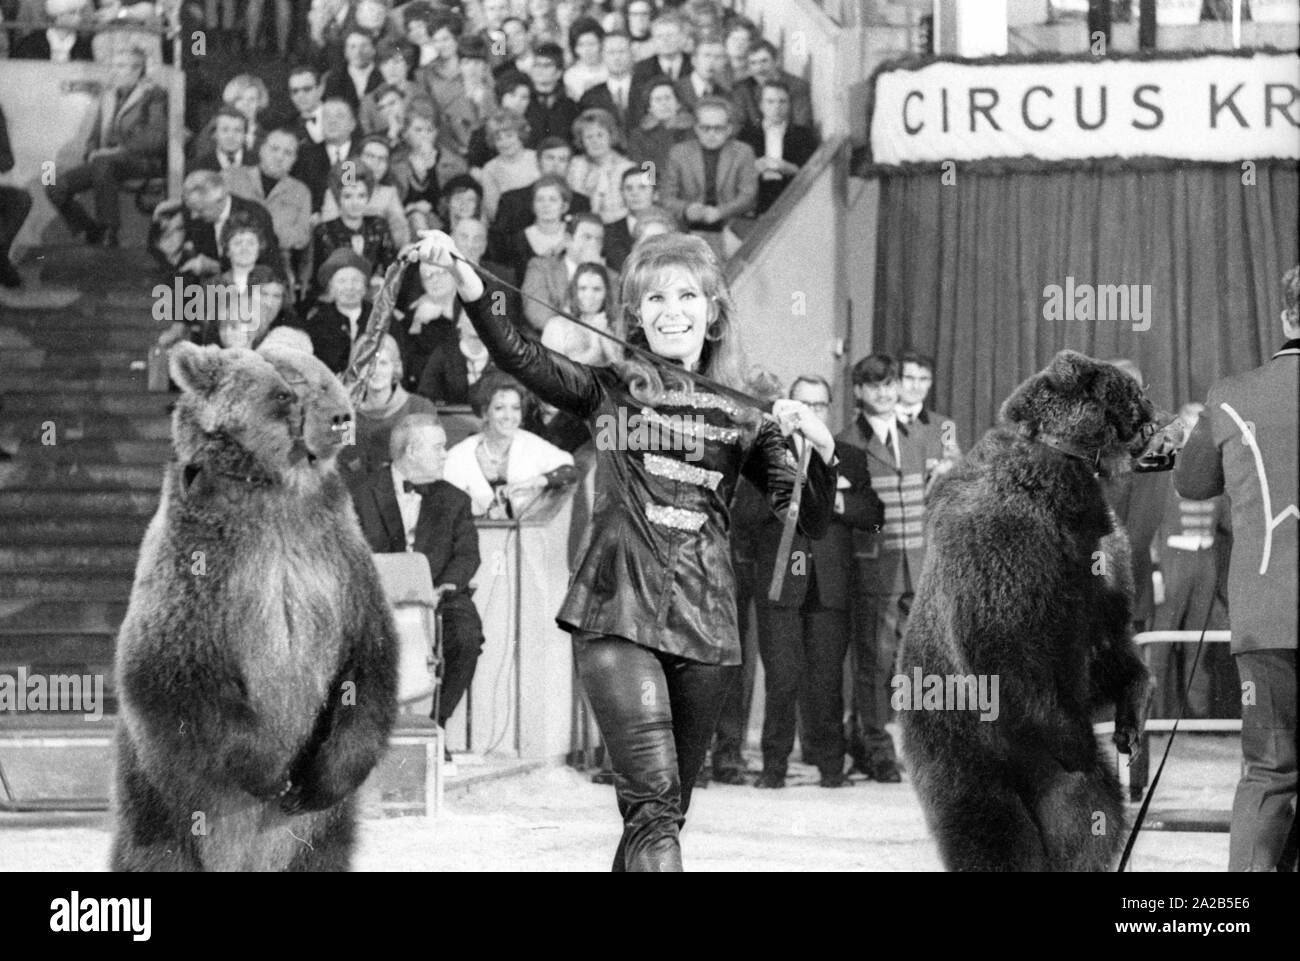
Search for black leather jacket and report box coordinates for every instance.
[462,284,839,665]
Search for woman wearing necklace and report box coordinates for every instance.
[414,228,838,871]
[443,371,578,519]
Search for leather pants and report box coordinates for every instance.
[573,633,731,872]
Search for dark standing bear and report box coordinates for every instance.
[111,342,399,871]
[899,350,1158,871]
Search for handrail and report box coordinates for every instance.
[724,134,848,285]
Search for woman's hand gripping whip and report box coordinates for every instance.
[340,258,412,407]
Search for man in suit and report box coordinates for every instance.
[674,34,729,116]
[628,11,691,125]
[578,31,635,139]
[351,413,486,744]
[754,376,884,789]
[521,212,604,332]
[730,40,813,132]
[223,129,314,260]
[838,354,949,783]
[0,102,32,288]
[292,98,362,212]
[659,97,757,253]
[1175,265,1299,872]
[602,165,656,273]
[895,350,962,467]
[189,107,258,175]
[45,46,167,247]
[738,80,819,216]
[524,43,580,147]
[160,171,280,283]
[12,0,93,61]
[285,65,327,146]
[323,27,383,116]
[150,170,283,349]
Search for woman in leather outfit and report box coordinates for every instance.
[414,229,839,872]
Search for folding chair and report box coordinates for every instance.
[371,552,446,815]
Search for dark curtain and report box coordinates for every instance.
[873,162,1300,449]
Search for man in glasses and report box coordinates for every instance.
[659,96,756,257]
[752,375,883,789]
[286,66,327,146]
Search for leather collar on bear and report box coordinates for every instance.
[1034,432,1104,474]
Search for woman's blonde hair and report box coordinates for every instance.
[617,233,756,421]
[223,74,270,112]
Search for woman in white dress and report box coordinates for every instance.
[443,371,578,518]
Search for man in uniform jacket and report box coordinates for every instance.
[754,376,884,788]
[1175,265,1299,872]
[351,413,486,735]
[838,354,950,782]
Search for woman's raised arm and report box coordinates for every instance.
[412,232,604,418]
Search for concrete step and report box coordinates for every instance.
[0,631,118,708]
[3,327,159,351]
[0,631,116,667]
[14,438,172,466]
[0,571,136,602]
[1,371,153,394]
[1,412,172,443]
[0,348,151,372]
[1,307,160,332]
[0,488,160,517]
[0,719,446,818]
[0,515,151,546]
[0,461,164,491]
[0,601,129,635]
[0,546,140,573]
[4,392,172,418]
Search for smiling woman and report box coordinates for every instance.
[413,228,841,872]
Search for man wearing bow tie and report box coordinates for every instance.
[352,414,486,738]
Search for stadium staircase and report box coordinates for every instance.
[0,246,165,809]
[0,247,498,817]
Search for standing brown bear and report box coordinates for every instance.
[899,350,1157,871]
[111,342,399,871]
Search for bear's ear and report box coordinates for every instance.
[169,342,225,396]
[1045,350,1098,394]
[999,377,1041,428]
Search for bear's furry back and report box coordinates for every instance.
[898,425,1137,871]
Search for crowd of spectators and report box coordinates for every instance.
[3,0,824,412]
